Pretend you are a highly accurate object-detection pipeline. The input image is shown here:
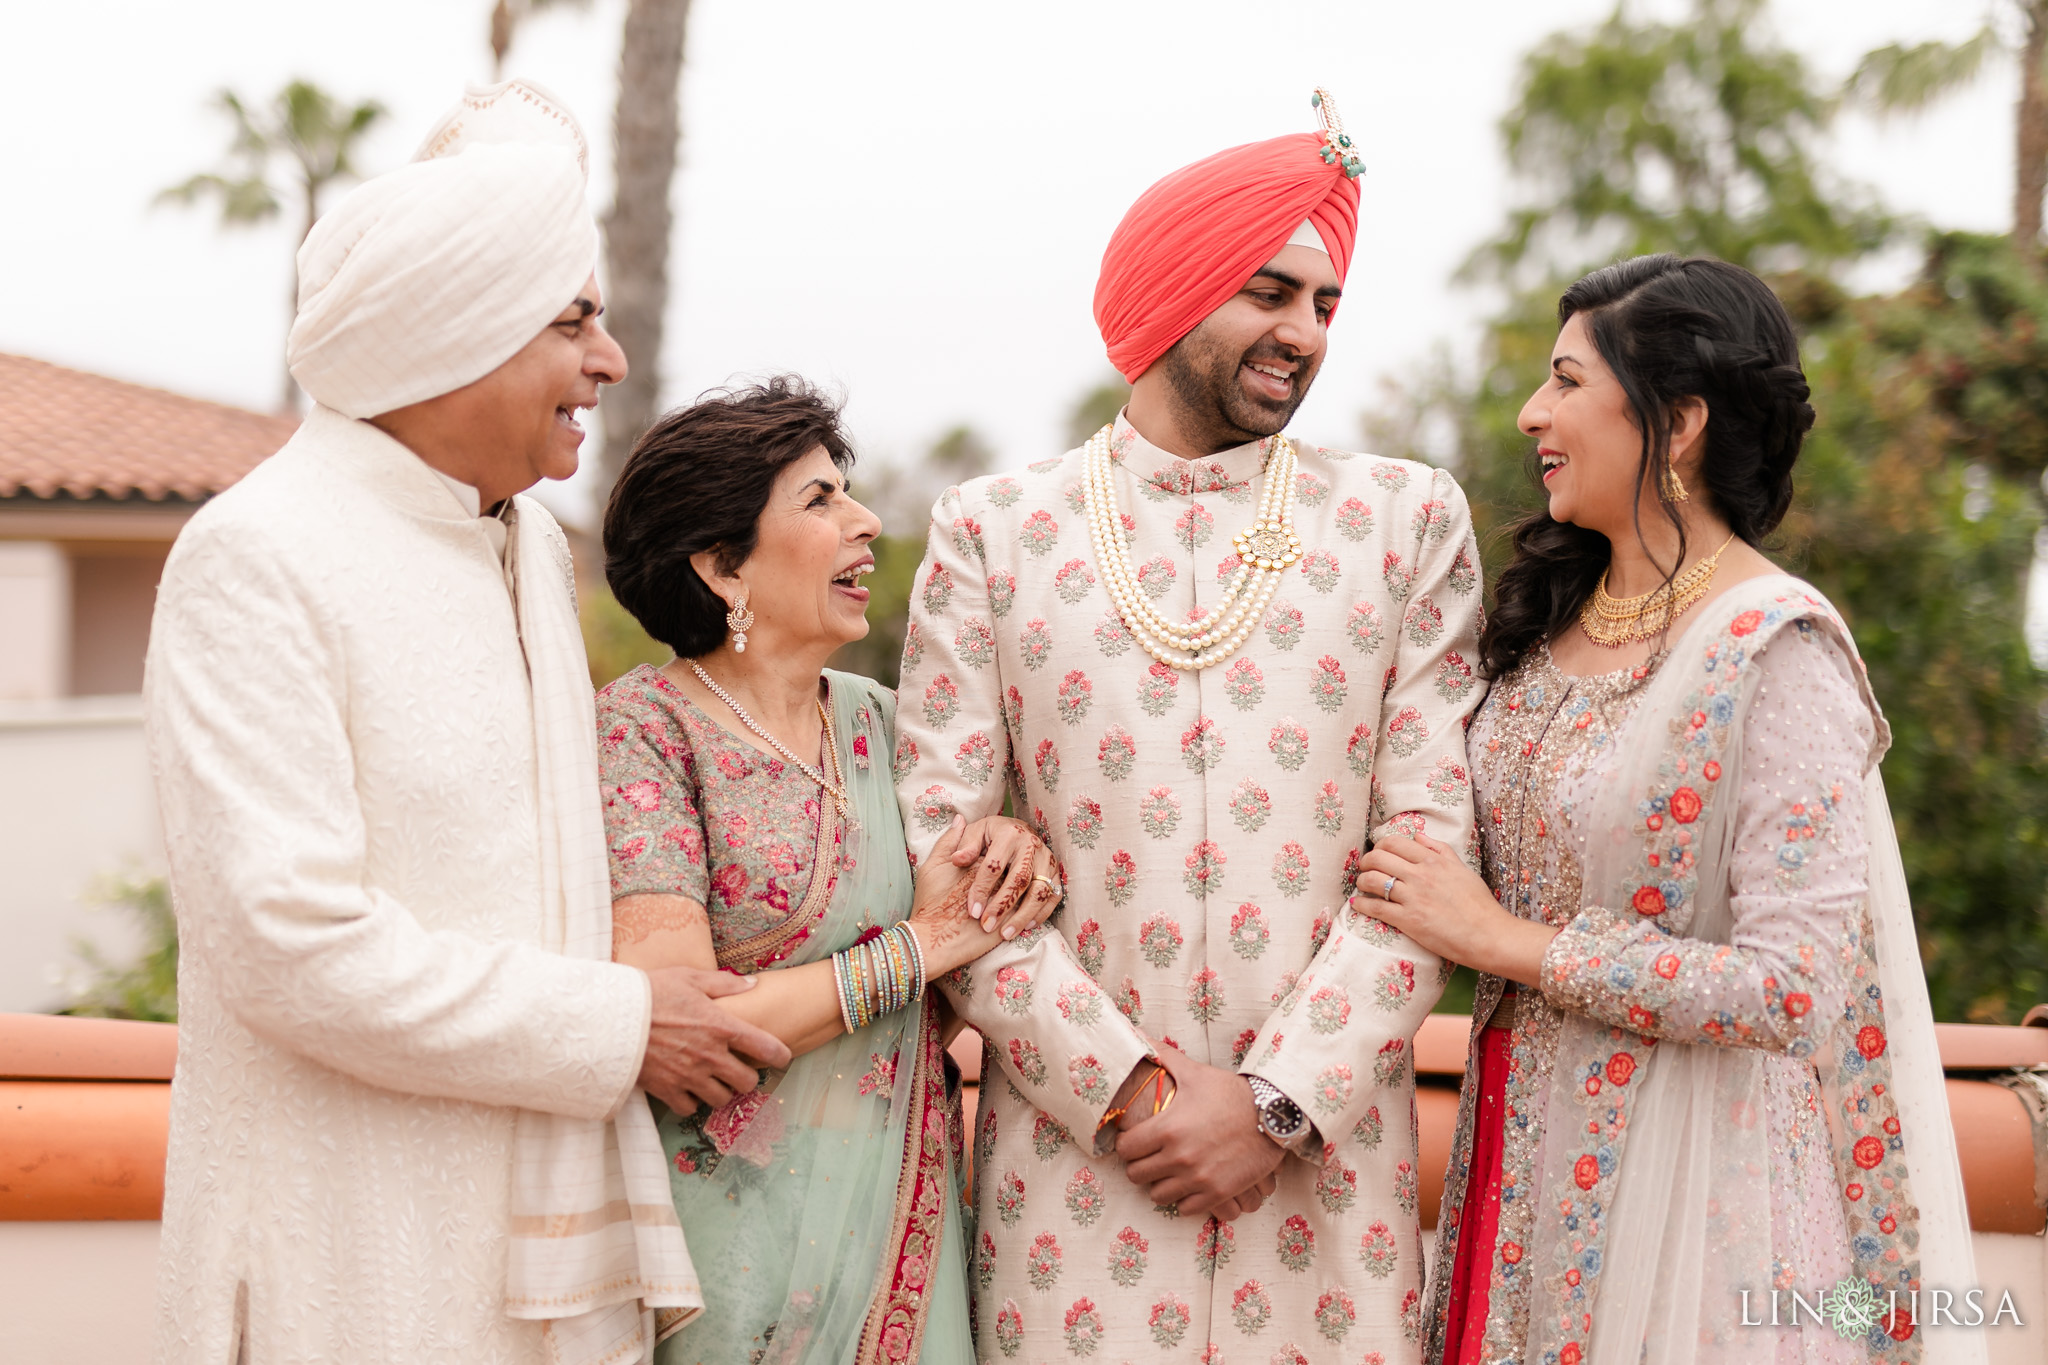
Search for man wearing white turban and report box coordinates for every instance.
[145,81,790,1365]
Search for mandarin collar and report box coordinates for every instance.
[1108,409,1277,496]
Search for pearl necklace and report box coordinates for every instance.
[1082,422,1303,672]
[687,661,853,823]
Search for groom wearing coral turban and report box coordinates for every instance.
[895,93,1487,1361]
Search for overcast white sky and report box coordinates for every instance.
[0,0,2011,528]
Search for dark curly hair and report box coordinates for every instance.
[604,376,855,658]
[1477,254,1815,677]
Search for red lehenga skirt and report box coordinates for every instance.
[1439,1012,1513,1365]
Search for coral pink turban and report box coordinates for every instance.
[1094,131,1361,382]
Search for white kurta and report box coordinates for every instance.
[144,406,652,1365]
[895,415,1486,1364]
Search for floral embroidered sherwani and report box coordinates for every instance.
[895,414,1485,1364]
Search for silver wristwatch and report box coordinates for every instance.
[1246,1075,1310,1150]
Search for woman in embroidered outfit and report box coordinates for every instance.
[595,380,1060,1365]
[1351,257,1982,1365]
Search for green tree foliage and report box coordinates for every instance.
[827,532,925,689]
[1067,375,1131,446]
[1791,237,2048,1020]
[1472,0,1890,290]
[832,424,999,688]
[1377,0,2048,1019]
[582,585,670,690]
[59,873,179,1023]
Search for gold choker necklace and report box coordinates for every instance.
[1579,534,1737,648]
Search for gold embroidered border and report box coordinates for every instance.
[854,1001,952,1365]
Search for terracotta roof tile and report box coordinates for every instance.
[0,353,298,502]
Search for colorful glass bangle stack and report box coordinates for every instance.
[832,922,927,1034]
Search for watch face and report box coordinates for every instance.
[1262,1099,1305,1138]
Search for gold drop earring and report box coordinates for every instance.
[726,591,756,653]
[1660,462,1691,503]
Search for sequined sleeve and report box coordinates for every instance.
[1537,625,1874,1057]
[596,686,711,905]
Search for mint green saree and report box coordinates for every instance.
[597,667,972,1365]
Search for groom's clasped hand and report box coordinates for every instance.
[1111,1046,1282,1222]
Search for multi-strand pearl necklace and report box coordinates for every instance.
[1082,422,1303,672]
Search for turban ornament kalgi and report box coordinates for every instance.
[1094,89,1365,382]
[286,79,600,418]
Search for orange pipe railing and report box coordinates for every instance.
[6,1012,2043,1230]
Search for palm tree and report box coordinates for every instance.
[159,80,386,412]
[599,0,694,494]
[486,0,694,498]
[1847,9,2037,246]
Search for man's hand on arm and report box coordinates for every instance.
[1112,1044,1286,1222]
[637,967,794,1113]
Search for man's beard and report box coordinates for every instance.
[1155,320,1317,453]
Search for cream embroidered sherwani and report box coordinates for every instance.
[144,408,652,1364]
[895,414,1485,1364]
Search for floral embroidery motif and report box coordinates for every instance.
[1230,1279,1273,1334]
[1108,1226,1149,1286]
[1138,913,1183,968]
[1316,1160,1358,1213]
[1223,657,1266,709]
[1315,1288,1356,1341]
[1008,1038,1047,1088]
[1186,967,1225,1023]
[1136,662,1179,717]
[1271,841,1312,897]
[1264,602,1306,650]
[1183,840,1226,898]
[1181,716,1226,772]
[995,1170,1026,1226]
[1065,1167,1107,1227]
[1018,619,1055,672]
[1092,611,1132,656]
[1026,1231,1063,1288]
[1269,719,1310,771]
[1056,669,1094,726]
[1055,980,1103,1026]
[1103,850,1138,906]
[858,1052,897,1099]
[1228,779,1270,833]
[1054,557,1095,603]
[921,562,954,615]
[1148,1293,1190,1346]
[1275,1215,1315,1271]
[1227,903,1271,959]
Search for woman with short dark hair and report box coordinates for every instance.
[1348,258,1979,1363]
[596,377,1058,1363]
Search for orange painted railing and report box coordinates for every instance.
[1,1014,174,1220]
[7,1012,2044,1231]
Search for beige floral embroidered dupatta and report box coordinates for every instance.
[499,501,705,1363]
[1522,576,1983,1365]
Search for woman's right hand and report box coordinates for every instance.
[910,815,1053,976]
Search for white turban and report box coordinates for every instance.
[286,80,600,419]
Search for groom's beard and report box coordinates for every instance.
[1156,324,1320,453]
